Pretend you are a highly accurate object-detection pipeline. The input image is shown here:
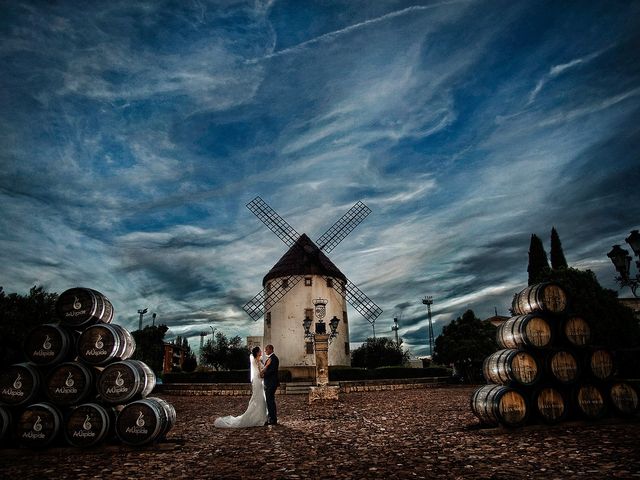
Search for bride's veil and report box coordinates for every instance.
[249,353,258,382]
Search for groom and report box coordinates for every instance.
[261,344,279,425]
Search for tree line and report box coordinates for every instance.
[3,227,637,381]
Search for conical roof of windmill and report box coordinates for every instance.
[262,233,347,286]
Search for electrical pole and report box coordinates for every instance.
[422,296,434,357]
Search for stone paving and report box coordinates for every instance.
[1,386,639,479]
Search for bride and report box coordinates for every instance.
[214,346,268,428]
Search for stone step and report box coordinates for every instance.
[284,382,313,395]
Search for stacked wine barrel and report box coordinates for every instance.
[0,287,176,448]
[471,282,639,428]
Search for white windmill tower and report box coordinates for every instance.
[243,197,382,381]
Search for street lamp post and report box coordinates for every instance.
[137,308,148,331]
[392,317,399,345]
[422,296,434,357]
[607,229,640,297]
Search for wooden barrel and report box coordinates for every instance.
[0,406,11,442]
[575,384,606,419]
[0,363,41,407]
[512,283,567,315]
[116,397,176,445]
[483,349,540,386]
[496,314,552,349]
[533,386,567,424]
[64,403,114,447]
[548,350,580,384]
[470,384,528,427]
[23,323,75,366]
[56,287,114,328]
[45,362,95,406]
[97,360,156,404]
[77,324,135,366]
[588,349,614,380]
[561,316,591,347]
[609,382,639,416]
[16,402,62,448]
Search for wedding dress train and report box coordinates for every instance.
[213,355,268,428]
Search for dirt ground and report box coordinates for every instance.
[1,386,639,479]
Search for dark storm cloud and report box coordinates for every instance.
[1,1,639,355]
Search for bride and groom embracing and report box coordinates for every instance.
[214,344,279,428]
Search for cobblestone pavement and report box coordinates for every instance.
[1,386,639,479]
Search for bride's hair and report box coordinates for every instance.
[251,346,261,358]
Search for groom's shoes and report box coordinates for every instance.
[264,420,278,426]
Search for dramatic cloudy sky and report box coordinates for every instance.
[1,0,639,357]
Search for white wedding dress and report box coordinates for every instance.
[213,355,268,428]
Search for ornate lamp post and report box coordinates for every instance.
[607,229,640,297]
[303,299,341,398]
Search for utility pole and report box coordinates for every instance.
[199,331,208,365]
[137,308,148,331]
[392,317,399,344]
[422,296,434,357]
[152,312,157,327]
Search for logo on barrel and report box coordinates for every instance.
[83,415,92,431]
[65,295,87,318]
[56,370,78,394]
[125,410,148,435]
[106,371,128,395]
[13,373,22,390]
[33,416,42,432]
[22,415,45,440]
[84,333,107,357]
[33,334,55,358]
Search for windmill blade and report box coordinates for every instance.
[247,196,300,247]
[324,275,382,325]
[316,201,371,253]
[243,275,304,321]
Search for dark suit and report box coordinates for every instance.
[263,353,279,424]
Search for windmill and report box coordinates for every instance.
[243,196,382,378]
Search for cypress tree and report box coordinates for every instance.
[550,227,568,269]
[527,234,550,285]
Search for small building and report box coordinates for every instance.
[163,342,186,374]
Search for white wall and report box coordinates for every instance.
[263,274,351,367]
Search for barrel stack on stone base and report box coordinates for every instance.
[471,282,639,428]
[0,286,176,448]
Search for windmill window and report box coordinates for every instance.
[306,342,314,355]
[266,312,271,325]
[282,278,289,289]
[345,342,350,355]
[326,278,333,288]
[304,308,313,321]
[343,311,348,324]
[304,277,312,286]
